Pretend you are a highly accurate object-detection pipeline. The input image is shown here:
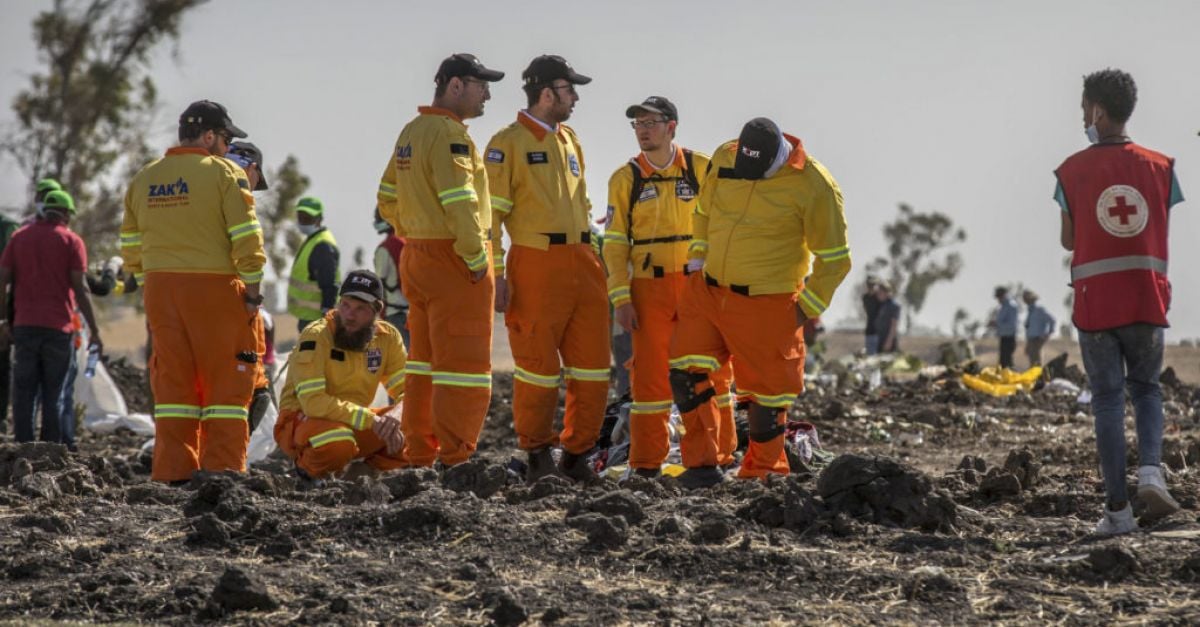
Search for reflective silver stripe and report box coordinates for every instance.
[1071,255,1167,281]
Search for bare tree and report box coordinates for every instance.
[2,0,207,260]
[257,155,309,311]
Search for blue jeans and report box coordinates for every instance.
[386,310,410,350]
[1079,323,1164,506]
[11,327,72,444]
[865,334,879,355]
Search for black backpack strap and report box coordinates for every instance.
[626,161,643,241]
[682,149,700,194]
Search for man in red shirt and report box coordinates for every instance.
[0,190,102,443]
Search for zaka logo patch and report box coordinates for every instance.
[395,143,413,171]
[148,177,188,197]
[740,146,761,159]
[567,154,580,176]
[366,348,382,373]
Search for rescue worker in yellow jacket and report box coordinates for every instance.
[275,270,407,482]
[487,55,609,482]
[288,197,340,333]
[376,53,502,468]
[603,97,737,478]
[121,100,265,483]
[669,118,851,488]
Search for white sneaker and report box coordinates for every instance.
[1137,465,1181,518]
[1095,504,1137,536]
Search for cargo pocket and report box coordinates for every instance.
[506,319,540,366]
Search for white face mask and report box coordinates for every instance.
[373,219,391,234]
[297,223,320,236]
[1085,107,1100,144]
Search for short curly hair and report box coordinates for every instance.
[1083,68,1137,123]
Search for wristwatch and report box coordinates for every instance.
[243,293,264,306]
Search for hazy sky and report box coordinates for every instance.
[3,0,1199,339]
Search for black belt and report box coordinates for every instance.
[544,232,590,245]
[631,234,692,246]
[705,273,750,296]
[651,265,694,278]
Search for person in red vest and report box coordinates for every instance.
[1055,68,1183,535]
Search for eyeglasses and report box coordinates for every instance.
[217,130,234,144]
[630,119,668,130]
[551,82,577,96]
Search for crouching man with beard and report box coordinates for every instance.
[275,270,408,484]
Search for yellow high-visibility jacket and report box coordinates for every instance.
[376,107,491,273]
[279,312,407,431]
[693,136,851,317]
[603,146,709,307]
[485,112,591,274]
[121,146,265,285]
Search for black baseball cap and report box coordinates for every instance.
[734,117,781,180]
[179,100,246,138]
[435,53,505,84]
[625,96,677,122]
[522,55,591,86]
[226,142,268,191]
[339,270,385,306]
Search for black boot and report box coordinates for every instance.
[678,465,724,489]
[632,467,661,479]
[294,463,326,490]
[248,387,273,433]
[559,450,597,484]
[526,447,562,483]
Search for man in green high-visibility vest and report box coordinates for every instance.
[288,197,341,332]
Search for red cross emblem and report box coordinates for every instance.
[1107,196,1139,225]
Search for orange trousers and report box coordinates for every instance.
[252,313,268,391]
[274,408,405,478]
[144,272,259,482]
[627,274,736,469]
[399,239,494,467]
[506,244,610,454]
[668,273,805,479]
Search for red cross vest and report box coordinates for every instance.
[1055,142,1174,332]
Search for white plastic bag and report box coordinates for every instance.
[246,396,279,463]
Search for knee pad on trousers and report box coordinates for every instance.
[747,403,785,443]
[669,368,715,413]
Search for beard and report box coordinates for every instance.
[332,313,376,351]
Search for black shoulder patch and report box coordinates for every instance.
[330,349,345,361]
[299,340,317,351]
[450,143,471,156]
[716,167,743,179]
[237,178,250,190]
[527,152,548,165]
